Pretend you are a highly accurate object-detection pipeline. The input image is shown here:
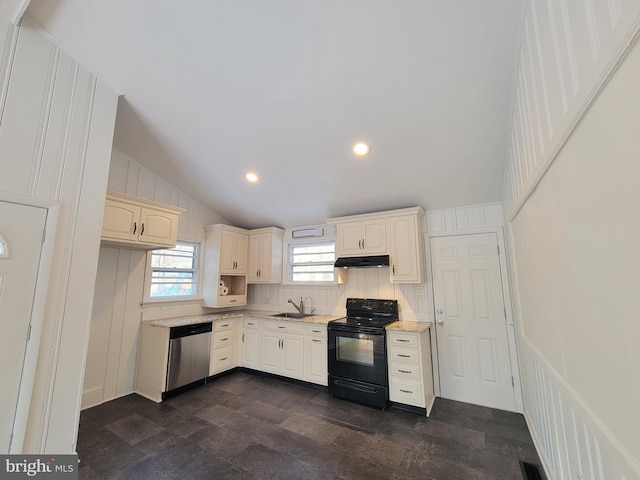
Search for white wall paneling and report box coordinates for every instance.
[82,148,229,409]
[504,8,640,478]
[0,15,118,453]
[504,0,640,217]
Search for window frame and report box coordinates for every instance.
[143,240,202,304]
[282,238,339,286]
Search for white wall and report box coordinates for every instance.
[0,15,118,453]
[504,0,640,478]
[82,148,228,409]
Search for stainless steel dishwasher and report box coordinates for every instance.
[166,322,212,392]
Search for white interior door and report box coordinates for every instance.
[430,233,515,411]
[0,201,47,452]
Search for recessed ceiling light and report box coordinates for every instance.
[353,143,371,156]
[245,172,259,183]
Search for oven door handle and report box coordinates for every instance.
[332,379,379,393]
[328,326,384,336]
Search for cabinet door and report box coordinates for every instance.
[102,200,140,241]
[234,231,249,273]
[241,329,259,368]
[219,229,237,273]
[248,233,271,282]
[305,336,327,385]
[257,234,272,281]
[336,222,363,256]
[281,334,304,379]
[361,219,386,254]
[260,332,281,373]
[248,234,263,282]
[139,207,179,247]
[387,215,423,283]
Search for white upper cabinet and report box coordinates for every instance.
[335,219,386,257]
[101,191,184,250]
[219,227,249,274]
[328,207,425,283]
[248,227,284,283]
[386,213,425,283]
[203,224,249,308]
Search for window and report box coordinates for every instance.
[287,241,335,283]
[146,241,199,300]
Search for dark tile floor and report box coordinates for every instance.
[77,371,541,479]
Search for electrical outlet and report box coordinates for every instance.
[415,286,425,299]
[576,472,584,480]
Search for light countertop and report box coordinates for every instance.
[387,321,432,333]
[143,310,343,328]
[145,311,433,333]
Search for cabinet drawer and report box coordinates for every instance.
[388,332,418,348]
[262,320,304,333]
[305,324,327,337]
[389,362,421,380]
[389,378,424,407]
[213,331,233,349]
[214,319,234,331]
[244,318,259,329]
[388,348,419,364]
[211,346,233,374]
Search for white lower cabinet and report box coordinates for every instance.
[259,320,304,380]
[241,318,260,368]
[304,324,327,386]
[209,319,235,375]
[387,329,435,415]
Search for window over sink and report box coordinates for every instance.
[286,241,336,283]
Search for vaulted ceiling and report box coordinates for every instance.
[26,1,524,229]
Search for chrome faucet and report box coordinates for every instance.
[288,297,304,314]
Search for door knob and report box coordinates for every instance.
[437,318,444,326]
[437,309,444,315]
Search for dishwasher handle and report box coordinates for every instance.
[170,322,212,339]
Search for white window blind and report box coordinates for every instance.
[148,242,198,299]
[287,241,335,282]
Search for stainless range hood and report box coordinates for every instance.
[334,255,390,268]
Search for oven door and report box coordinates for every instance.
[327,326,387,386]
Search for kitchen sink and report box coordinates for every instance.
[272,312,312,319]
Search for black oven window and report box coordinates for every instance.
[337,336,374,366]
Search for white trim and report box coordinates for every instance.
[0,194,60,453]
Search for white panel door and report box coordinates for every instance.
[0,201,47,452]
[431,233,515,411]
